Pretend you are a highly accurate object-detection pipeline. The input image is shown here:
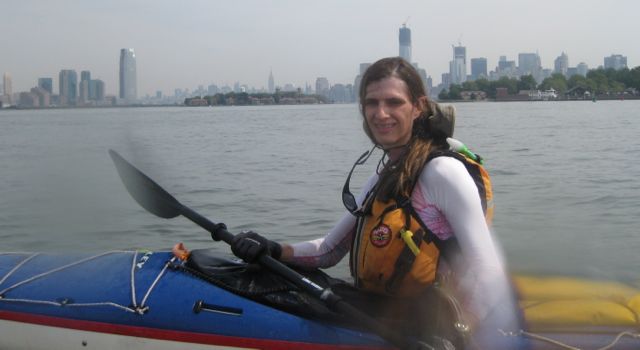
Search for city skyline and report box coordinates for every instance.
[2,0,638,96]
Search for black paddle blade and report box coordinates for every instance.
[109,149,181,219]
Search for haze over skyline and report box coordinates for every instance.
[2,0,638,96]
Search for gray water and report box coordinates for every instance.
[1,102,639,280]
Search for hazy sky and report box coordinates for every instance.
[2,0,638,96]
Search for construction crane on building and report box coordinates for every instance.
[403,16,411,27]
[451,34,464,58]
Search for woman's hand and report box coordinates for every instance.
[231,231,282,263]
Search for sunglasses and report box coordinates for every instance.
[342,148,375,216]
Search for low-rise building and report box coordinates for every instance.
[186,98,208,106]
[30,87,51,107]
[19,92,39,107]
[460,90,487,101]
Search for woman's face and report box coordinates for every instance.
[363,76,421,149]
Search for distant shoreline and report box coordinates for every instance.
[2,96,639,111]
[442,95,640,103]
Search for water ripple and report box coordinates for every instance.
[491,169,518,176]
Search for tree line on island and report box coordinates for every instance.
[184,89,330,106]
[439,66,640,100]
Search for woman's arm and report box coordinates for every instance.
[416,157,511,324]
[281,212,356,268]
[281,172,379,269]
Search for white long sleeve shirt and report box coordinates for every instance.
[288,156,514,323]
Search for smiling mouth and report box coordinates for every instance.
[374,123,395,132]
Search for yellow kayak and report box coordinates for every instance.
[514,274,640,349]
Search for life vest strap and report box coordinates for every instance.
[427,150,489,214]
[385,226,425,294]
[384,192,464,293]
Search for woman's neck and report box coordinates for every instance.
[385,145,408,162]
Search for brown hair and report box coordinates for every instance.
[358,57,441,201]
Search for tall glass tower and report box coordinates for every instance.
[119,48,137,102]
[59,69,78,106]
[450,45,467,84]
[399,25,411,63]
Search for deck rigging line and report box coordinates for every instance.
[0,251,173,315]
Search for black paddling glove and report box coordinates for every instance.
[231,231,282,263]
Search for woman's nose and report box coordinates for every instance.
[373,103,390,118]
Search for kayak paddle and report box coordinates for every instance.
[108,149,436,350]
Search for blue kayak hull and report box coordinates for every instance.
[0,251,390,349]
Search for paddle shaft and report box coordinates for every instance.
[108,150,432,350]
[179,204,428,350]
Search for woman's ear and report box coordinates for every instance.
[412,96,428,119]
[417,96,429,112]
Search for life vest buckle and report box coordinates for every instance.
[397,197,412,208]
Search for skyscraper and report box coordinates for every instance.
[92,80,105,101]
[38,78,53,94]
[450,45,466,85]
[416,66,430,93]
[399,24,411,63]
[81,70,91,83]
[498,56,509,71]
[470,58,487,80]
[268,69,275,93]
[2,73,12,105]
[554,52,569,76]
[359,63,371,75]
[3,73,12,97]
[119,48,137,102]
[496,55,517,78]
[354,63,371,100]
[441,73,451,87]
[604,54,627,70]
[576,62,589,77]
[80,70,91,103]
[518,53,541,76]
[59,69,78,106]
[315,77,329,97]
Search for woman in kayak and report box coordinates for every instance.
[226,57,522,349]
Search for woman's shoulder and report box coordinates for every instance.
[418,154,475,192]
[422,154,468,178]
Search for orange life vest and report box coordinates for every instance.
[350,150,493,297]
